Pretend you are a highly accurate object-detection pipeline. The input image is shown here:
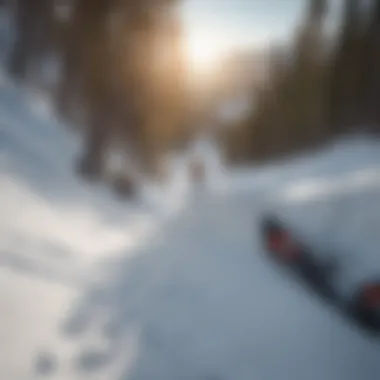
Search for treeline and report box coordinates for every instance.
[4,0,189,193]
[5,0,378,182]
[223,0,380,164]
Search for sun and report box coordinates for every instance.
[185,33,224,74]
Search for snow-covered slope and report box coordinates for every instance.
[0,73,194,378]
[1,71,380,380]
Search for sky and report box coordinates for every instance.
[181,0,342,57]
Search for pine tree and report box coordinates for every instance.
[9,0,54,79]
[328,0,362,132]
[357,0,380,129]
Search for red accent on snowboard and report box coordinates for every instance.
[267,230,301,262]
[362,284,380,309]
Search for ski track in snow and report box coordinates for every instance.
[1,40,380,380]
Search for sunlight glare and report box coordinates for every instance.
[186,33,224,74]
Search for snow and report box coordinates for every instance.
[1,38,380,380]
